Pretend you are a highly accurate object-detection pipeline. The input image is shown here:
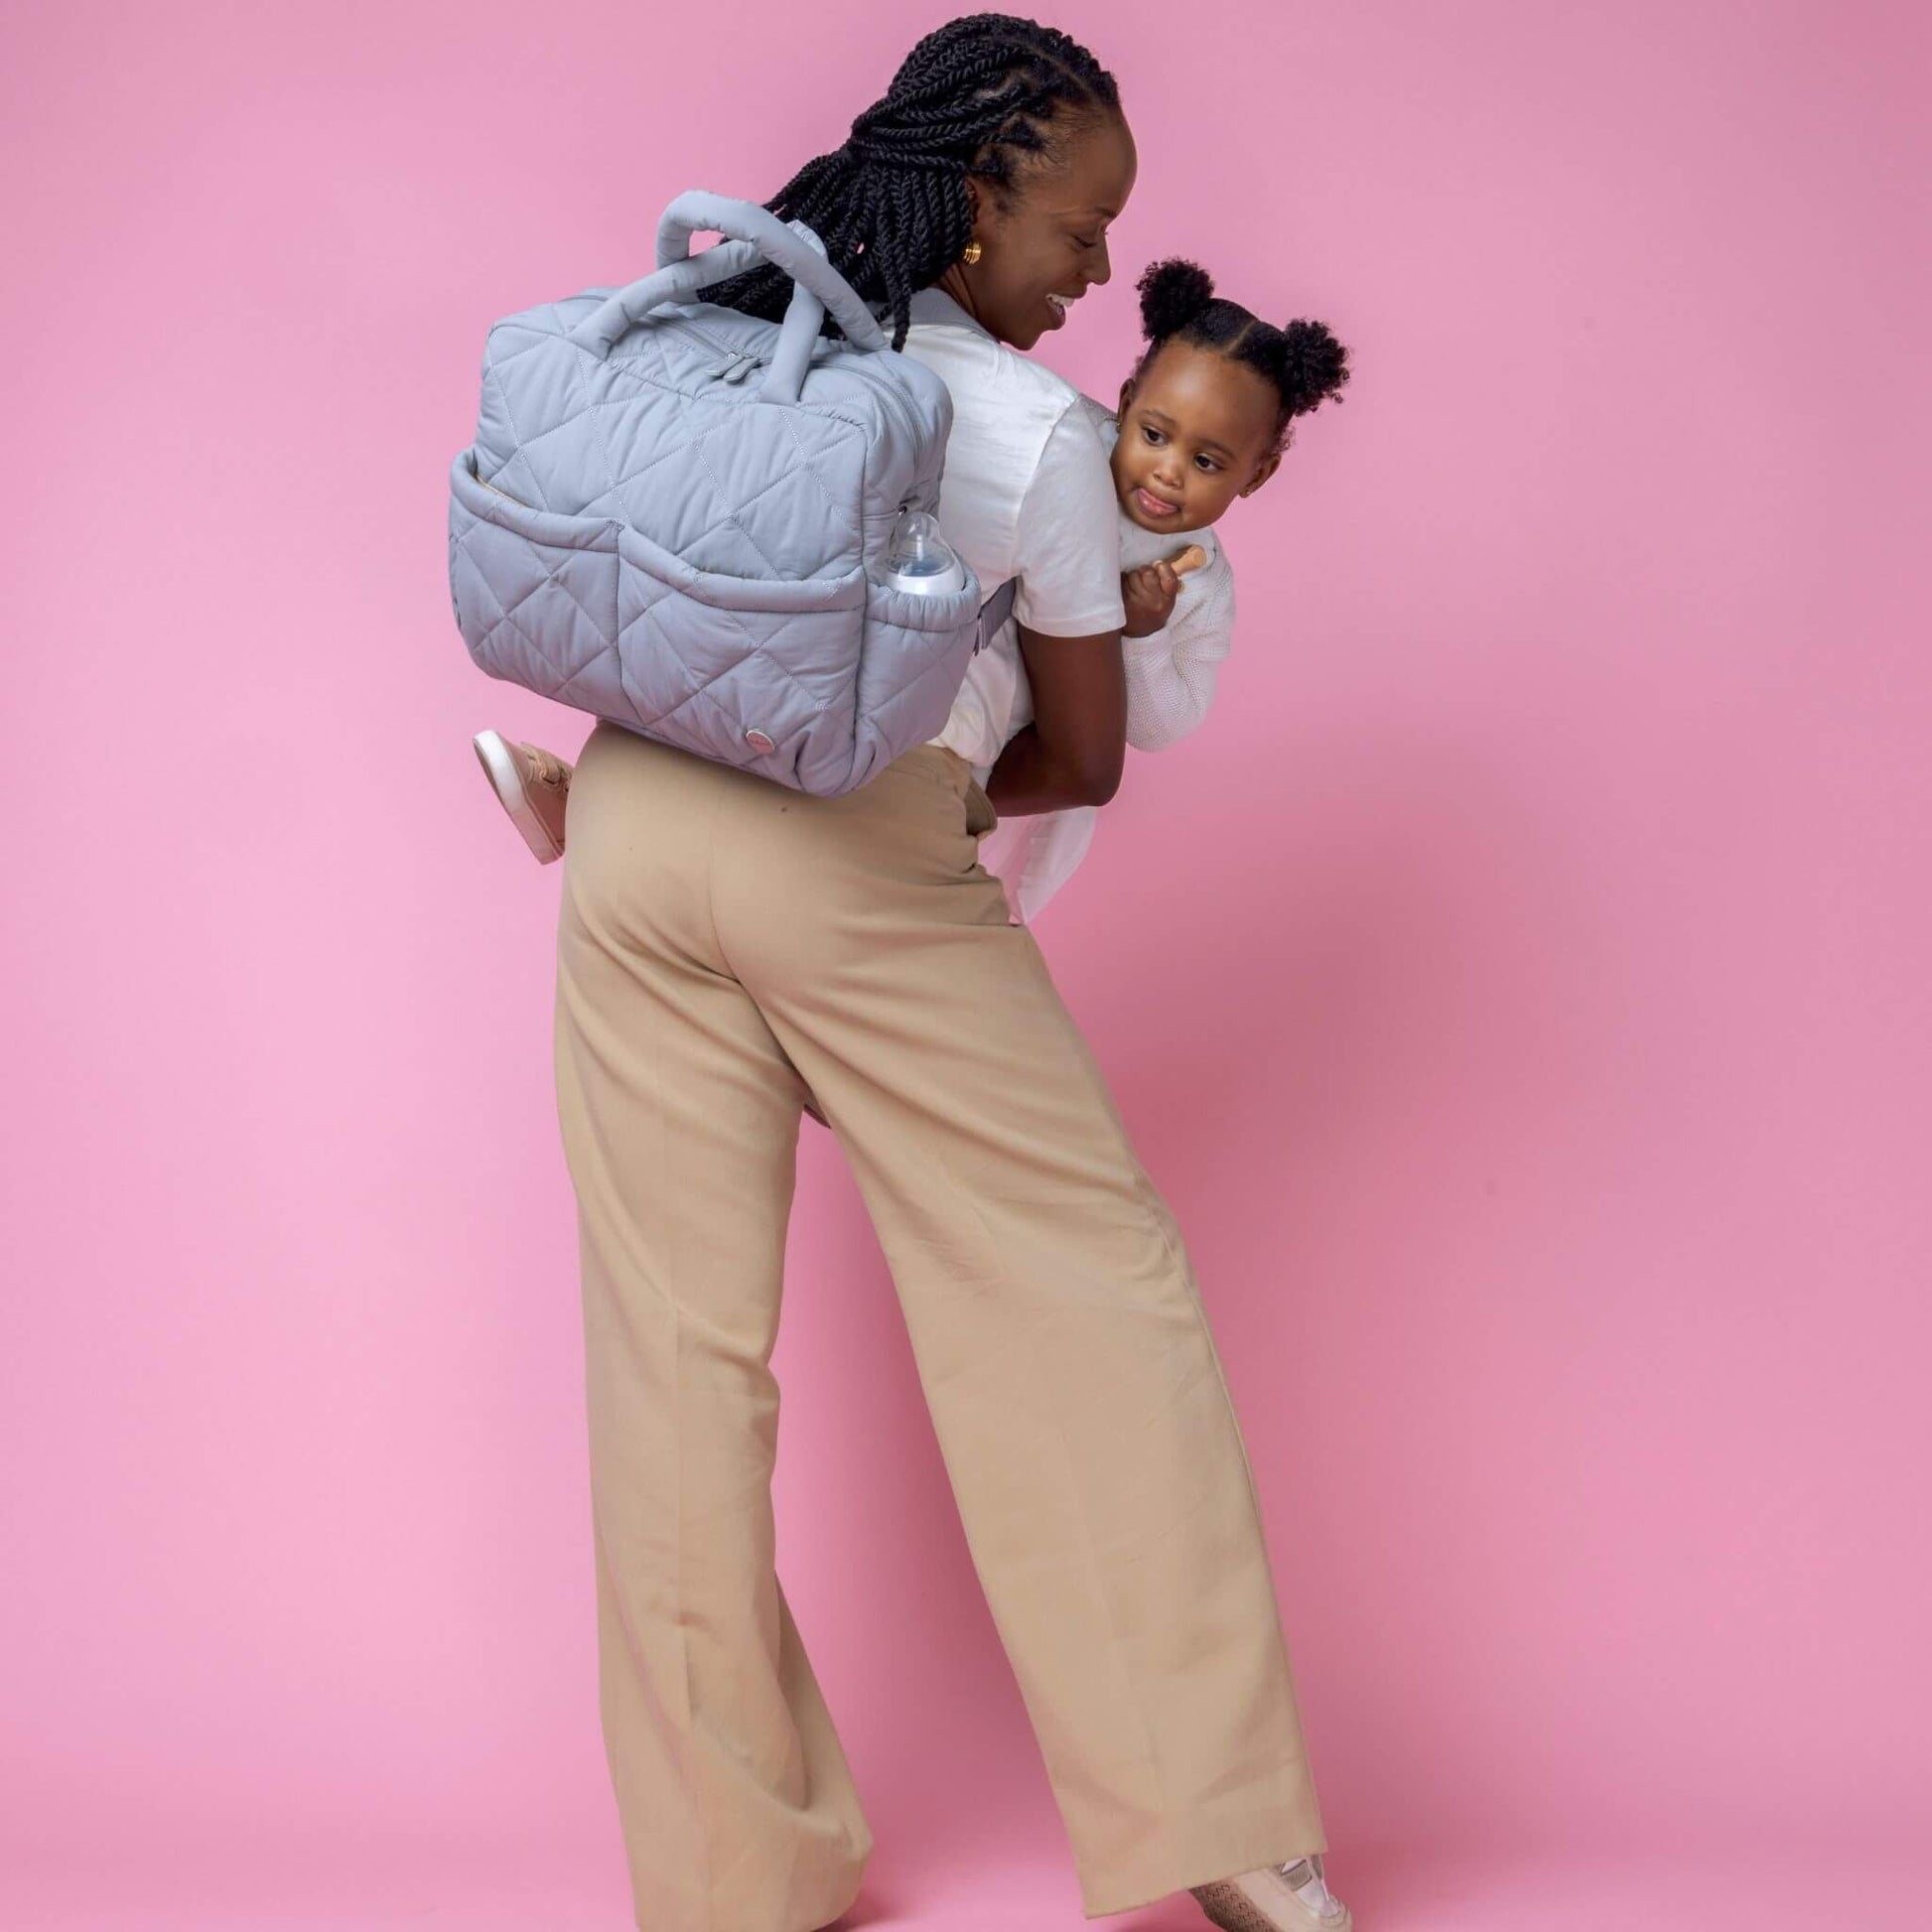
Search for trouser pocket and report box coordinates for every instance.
[927,745,999,837]
[962,778,998,838]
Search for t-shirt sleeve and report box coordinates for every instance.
[1008,397,1128,637]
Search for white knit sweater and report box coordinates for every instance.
[974,397,1237,924]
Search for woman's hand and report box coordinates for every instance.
[1121,561,1181,638]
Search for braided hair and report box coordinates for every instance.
[703,14,1121,350]
[1129,258,1351,459]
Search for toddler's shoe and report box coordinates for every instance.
[474,730,573,864]
[1190,1854,1351,1932]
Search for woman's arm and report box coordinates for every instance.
[982,621,1127,813]
[982,396,1127,812]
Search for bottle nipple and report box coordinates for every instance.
[885,508,966,596]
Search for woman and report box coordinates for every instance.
[552,18,1349,1932]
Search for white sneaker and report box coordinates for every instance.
[1190,1853,1351,1932]
[473,730,572,864]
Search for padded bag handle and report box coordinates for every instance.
[570,190,888,403]
[567,235,763,354]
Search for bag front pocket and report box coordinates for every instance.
[448,450,621,703]
[614,524,868,778]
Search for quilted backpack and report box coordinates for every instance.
[447,190,1016,797]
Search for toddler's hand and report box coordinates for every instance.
[1122,560,1181,638]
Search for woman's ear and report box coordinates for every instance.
[1238,450,1283,497]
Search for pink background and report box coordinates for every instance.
[4,1,1928,1927]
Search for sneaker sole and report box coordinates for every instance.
[1190,1878,1352,1932]
[473,730,564,864]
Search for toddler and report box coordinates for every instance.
[960,257,1349,921]
[473,258,1349,925]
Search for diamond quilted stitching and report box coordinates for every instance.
[454,516,614,652]
[620,594,831,736]
[454,552,595,687]
[455,281,976,792]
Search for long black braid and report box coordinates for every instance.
[703,14,1121,350]
[1129,258,1352,458]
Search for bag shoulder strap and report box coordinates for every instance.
[974,577,1018,655]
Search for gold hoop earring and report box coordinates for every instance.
[961,240,983,266]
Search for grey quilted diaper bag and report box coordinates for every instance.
[448,190,1015,796]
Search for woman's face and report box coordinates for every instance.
[938,111,1138,349]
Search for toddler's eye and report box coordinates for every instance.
[1141,426,1165,446]
[1195,455,1220,472]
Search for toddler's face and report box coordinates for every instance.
[1112,341,1282,535]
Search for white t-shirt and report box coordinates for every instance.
[897,287,1127,770]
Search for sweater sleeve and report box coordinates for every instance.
[1122,546,1237,753]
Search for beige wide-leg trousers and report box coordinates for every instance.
[552,720,1326,1932]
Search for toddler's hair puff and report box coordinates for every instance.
[1128,255,1352,454]
[1137,258,1218,340]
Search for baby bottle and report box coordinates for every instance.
[884,507,966,596]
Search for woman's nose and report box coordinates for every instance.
[1087,236,1113,287]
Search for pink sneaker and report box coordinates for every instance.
[473,730,572,864]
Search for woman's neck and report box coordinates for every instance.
[929,268,1001,342]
